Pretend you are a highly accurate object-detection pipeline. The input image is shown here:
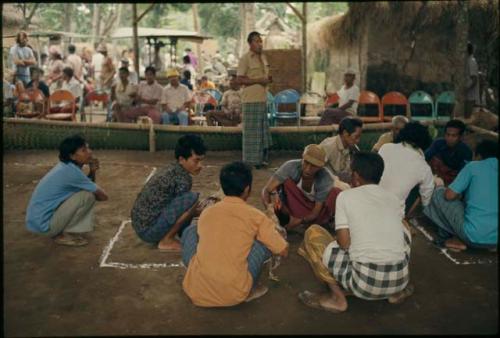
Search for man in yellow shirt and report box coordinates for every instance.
[237,31,273,168]
[199,75,216,90]
[182,161,289,307]
[372,115,408,152]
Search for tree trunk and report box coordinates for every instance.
[192,3,202,71]
[454,1,469,118]
[91,3,100,49]
[63,3,73,33]
[302,2,307,93]
[239,3,256,57]
[132,4,140,77]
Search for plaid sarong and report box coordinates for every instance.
[242,102,272,165]
[326,227,412,300]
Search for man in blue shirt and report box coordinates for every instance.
[26,135,108,246]
[425,119,473,186]
[424,140,498,251]
[9,31,37,85]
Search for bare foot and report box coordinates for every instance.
[388,284,415,304]
[157,239,181,252]
[444,238,467,252]
[319,293,348,312]
[245,284,269,302]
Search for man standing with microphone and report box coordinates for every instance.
[236,31,273,169]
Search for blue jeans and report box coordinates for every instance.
[181,223,272,286]
[161,111,189,125]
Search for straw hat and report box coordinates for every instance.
[302,144,328,168]
[166,68,180,78]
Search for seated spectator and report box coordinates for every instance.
[46,46,65,92]
[379,121,435,216]
[26,66,48,96]
[181,55,197,82]
[3,77,15,117]
[261,144,342,230]
[161,69,193,125]
[320,117,363,185]
[180,70,194,91]
[25,135,108,246]
[298,152,414,313]
[206,74,241,126]
[65,44,84,83]
[61,67,83,101]
[425,119,473,186]
[120,66,163,124]
[113,58,138,85]
[424,140,498,252]
[319,69,360,125]
[111,67,138,122]
[372,115,408,152]
[182,161,289,307]
[131,135,206,252]
[199,75,216,90]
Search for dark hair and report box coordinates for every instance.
[351,152,385,184]
[62,67,74,78]
[30,66,41,76]
[475,139,498,159]
[174,134,207,160]
[395,121,432,151]
[68,44,76,54]
[467,42,474,55]
[118,66,129,74]
[59,135,87,163]
[339,117,363,135]
[41,52,48,59]
[145,66,156,75]
[16,31,28,44]
[445,119,466,135]
[220,161,253,196]
[183,55,191,64]
[183,70,191,79]
[247,31,261,44]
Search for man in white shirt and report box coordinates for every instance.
[319,68,360,125]
[161,69,193,125]
[91,44,105,89]
[465,42,480,119]
[298,152,414,313]
[65,44,83,83]
[378,121,435,216]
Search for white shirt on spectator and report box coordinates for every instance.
[91,53,104,76]
[466,55,480,103]
[61,77,83,99]
[324,184,406,264]
[161,83,192,112]
[378,142,435,214]
[338,84,360,114]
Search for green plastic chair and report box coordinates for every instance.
[408,91,435,121]
[435,91,455,120]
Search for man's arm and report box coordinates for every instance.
[261,176,282,206]
[444,187,461,201]
[338,99,356,110]
[336,228,350,251]
[87,158,108,201]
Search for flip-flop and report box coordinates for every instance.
[54,235,88,247]
[245,285,269,302]
[298,290,343,314]
[158,247,182,253]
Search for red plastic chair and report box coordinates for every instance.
[324,92,340,108]
[84,90,109,122]
[15,88,46,118]
[381,91,409,122]
[357,90,382,122]
[45,90,76,121]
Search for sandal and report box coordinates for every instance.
[388,284,415,304]
[54,235,88,247]
[298,290,344,313]
[245,285,269,302]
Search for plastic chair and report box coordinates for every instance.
[203,89,222,103]
[15,88,46,119]
[381,91,409,121]
[357,90,382,122]
[409,90,435,120]
[267,91,276,125]
[84,90,109,122]
[45,90,77,121]
[325,92,340,108]
[435,91,455,120]
[273,89,300,126]
[299,92,323,125]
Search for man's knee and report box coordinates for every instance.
[431,186,446,204]
[71,190,96,207]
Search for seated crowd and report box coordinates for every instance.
[25,115,497,312]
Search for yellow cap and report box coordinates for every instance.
[166,68,180,78]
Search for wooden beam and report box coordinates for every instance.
[302,2,307,93]
[132,4,140,76]
[135,3,156,24]
[286,2,304,23]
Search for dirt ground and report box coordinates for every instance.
[3,149,498,336]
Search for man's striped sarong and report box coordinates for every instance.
[242,102,272,165]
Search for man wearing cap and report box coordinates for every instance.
[237,31,273,169]
[372,115,409,152]
[113,58,138,85]
[118,66,163,124]
[9,31,37,85]
[261,144,341,230]
[319,69,360,125]
[161,69,193,125]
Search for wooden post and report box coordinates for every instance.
[302,2,307,94]
[132,3,140,77]
[454,1,469,118]
[192,4,202,72]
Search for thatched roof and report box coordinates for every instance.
[309,0,499,50]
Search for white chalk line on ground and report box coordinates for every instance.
[99,166,183,269]
[409,218,494,265]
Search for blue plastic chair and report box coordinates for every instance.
[267,92,276,126]
[203,89,222,103]
[408,90,435,121]
[272,89,300,126]
[435,91,455,120]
